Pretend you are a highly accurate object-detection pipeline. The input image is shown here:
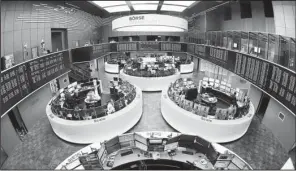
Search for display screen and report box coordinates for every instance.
[105,136,120,148]
[138,42,160,51]
[134,133,147,145]
[202,46,296,114]
[1,50,70,116]
[118,133,134,142]
[71,46,92,62]
[117,43,137,52]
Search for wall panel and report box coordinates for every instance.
[17,84,52,131]
[263,98,296,152]
[0,114,21,156]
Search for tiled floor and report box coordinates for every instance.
[1,67,291,170]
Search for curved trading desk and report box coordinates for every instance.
[46,84,143,144]
[180,62,194,74]
[55,131,252,170]
[161,79,255,143]
[119,70,181,91]
[105,62,119,74]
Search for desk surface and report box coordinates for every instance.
[106,148,214,170]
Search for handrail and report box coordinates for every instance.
[71,64,91,78]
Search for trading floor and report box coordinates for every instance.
[1,59,289,170]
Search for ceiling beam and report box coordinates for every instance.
[126,1,135,13]
[157,0,164,13]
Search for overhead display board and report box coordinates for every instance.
[201,46,296,114]
[1,50,70,116]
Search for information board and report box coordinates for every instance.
[92,44,104,58]
[1,50,70,116]
[138,42,160,51]
[160,42,172,51]
[202,46,296,114]
[71,46,92,62]
[204,46,229,69]
[117,43,137,52]
[266,65,296,113]
[187,44,195,54]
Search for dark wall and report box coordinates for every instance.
[187,1,276,33]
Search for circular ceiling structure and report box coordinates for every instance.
[112,14,188,32]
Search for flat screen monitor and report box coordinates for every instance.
[135,141,148,151]
[134,133,148,145]
[167,135,181,144]
[106,144,121,155]
[164,142,178,151]
[97,144,107,162]
[118,133,134,143]
[105,136,120,148]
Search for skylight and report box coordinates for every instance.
[104,5,130,13]
[130,1,159,4]
[92,1,127,8]
[161,4,187,12]
[133,4,158,11]
[163,1,196,7]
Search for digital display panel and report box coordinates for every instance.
[1,50,70,116]
[138,42,160,51]
[117,43,137,52]
[202,46,296,114]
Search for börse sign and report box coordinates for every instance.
[129,16,144,21]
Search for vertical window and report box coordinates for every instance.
[224,4,232,21]
[263,0,274,17]
[240,1,252,18]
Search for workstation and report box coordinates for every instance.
[46,78,143,144]
[119,54,181,91]
[161,77,255,143]
[55,131,252,170]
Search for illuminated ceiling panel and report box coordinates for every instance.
[133,4,158,11]
[130,1,159,4]
[161,4,187,12]
[163,1,196,6]
[104,5,130,13]
[92,1,127,7]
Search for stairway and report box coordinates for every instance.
[69,63,92,82]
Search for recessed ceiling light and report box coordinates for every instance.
[161,4,187,12]
[133,4,158,11]
[92,1,127,8]
[104,5,130,13]
[164,1,196,6]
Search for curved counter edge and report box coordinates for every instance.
[119,70,181,92]
[46,85,143,144]
[180,62,194,74]
[160,86,255,143]
[104,62,119,74]
[55,131,253,170]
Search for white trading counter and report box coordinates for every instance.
[180,62,194,74]
[46,85,143,144]
[55,131,252,170]
[119,70,181,91]
[104,62,119,74]
[161,86,255,143]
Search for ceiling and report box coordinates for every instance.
[65,1,225,18]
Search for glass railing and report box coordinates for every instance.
[50,80,137,121]
[187,31,296,72]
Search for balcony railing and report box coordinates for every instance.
[187,31,296,72]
